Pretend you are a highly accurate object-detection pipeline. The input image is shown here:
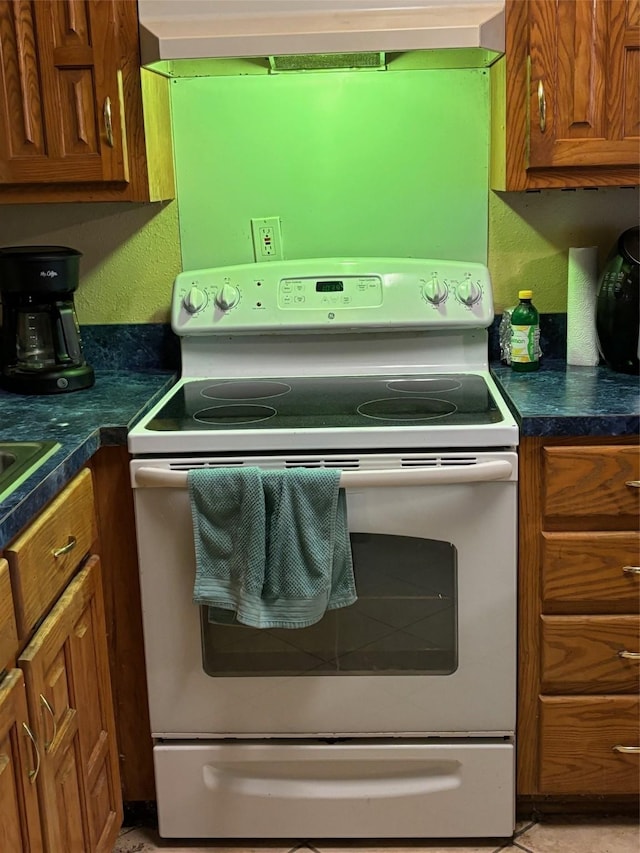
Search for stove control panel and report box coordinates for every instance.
[277,276,383,310]
[172,258,493,334]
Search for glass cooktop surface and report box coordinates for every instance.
[145,374,504,432]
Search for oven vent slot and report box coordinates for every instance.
[284,458,360,471]
[170,461,245,470]
[168,455,481,473]
[400,455,478,467]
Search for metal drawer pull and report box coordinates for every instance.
[625,480,640,488]
[613,745,640,754]
[622,566,640,575]
[103,96,114,147]
[53,535,77,558]
[537,79,546,132]
[40,695,57,750]
[22,723,40,782]
[618,650,640,660]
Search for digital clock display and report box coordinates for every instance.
[316,280,344,293]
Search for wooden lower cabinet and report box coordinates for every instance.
[518,436,640,805]
[1,465,128,848]
[539,697,640,794]
[0,669,44,852]
[540,616,640,693]
[18,555,122,853]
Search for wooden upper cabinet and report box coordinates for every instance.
[0,0,125,184]
[0,0,174,202]
[491,0,640,189]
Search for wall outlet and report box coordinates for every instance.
[251,217,282,262]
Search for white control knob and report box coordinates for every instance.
[423,277,448,304]
[215,283,240,312]
[457,280,482,306]
[183,286,207,314]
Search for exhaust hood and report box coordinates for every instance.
[138,1,505,66]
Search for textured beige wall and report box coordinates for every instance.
[0,185,637,322]
[489,187,640,314]
[0,201,181,323]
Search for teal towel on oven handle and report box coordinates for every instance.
[188,466,356,629]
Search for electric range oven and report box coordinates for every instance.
[128,257,519,840]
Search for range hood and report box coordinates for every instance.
[138,1,505,66]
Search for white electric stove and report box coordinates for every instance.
[128,258,519,840]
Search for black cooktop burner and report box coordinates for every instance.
[146,374,503,432]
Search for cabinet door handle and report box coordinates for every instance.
[40,694,58,750]
[618,649,640,660]
[622,566,640,575]
[613,744,640,754]
[625,480,640,488]
[537,80,546,132]
[103,96,114,147]
[22,723,41,782]
[618,650,640,660]
[52,535,77,558]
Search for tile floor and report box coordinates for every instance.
[114,818,640,853]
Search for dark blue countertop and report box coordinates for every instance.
[492,361,639,438]
[0,370,175,549]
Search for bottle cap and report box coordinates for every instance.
[518,290,533,299]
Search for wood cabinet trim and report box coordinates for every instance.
[0,559,18,671]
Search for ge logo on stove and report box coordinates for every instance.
[328,312,335,319]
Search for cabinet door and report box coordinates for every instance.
[541,532,640,614]
[0,0,127,185]
[0,669,44,852]
[539,696,640,794]
[540,615,640,693]
[542,445,640,527]
[18,556,122,853]
[492,0,640,189]
[529,0,640,169]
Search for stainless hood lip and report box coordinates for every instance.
[138,1,505,65]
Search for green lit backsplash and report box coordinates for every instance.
[171,67,490,272]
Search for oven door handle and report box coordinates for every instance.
[134,460,514,489]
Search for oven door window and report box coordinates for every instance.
[200,533,457,676]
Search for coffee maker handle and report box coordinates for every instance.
[55,306,82,363]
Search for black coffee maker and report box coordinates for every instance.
[0,246,94,394]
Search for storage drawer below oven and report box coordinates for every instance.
[154,739,514,839]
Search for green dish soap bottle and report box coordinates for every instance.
[510,290,540,372]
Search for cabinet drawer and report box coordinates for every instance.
[541,532,640,613]
[539,696,640,794]
[0,559,18,670]
[543,446,640,525]
[6,469,96,639]
[541,616,640,693]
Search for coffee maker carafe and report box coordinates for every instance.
[0,246,94,394]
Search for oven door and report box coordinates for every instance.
[131,451,517,737]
